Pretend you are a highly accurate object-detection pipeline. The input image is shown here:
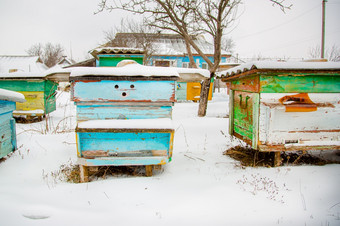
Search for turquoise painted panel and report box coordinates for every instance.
[78,132,171,155]
[0,113,14,158]
[73,80,176,102]
[79,156,170,166]
[0,101,16,115]
[176,82,187,101]
[76,104,172,121]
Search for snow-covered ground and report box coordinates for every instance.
[0,89,339,226]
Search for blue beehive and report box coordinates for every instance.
[0,88,26,158]
[70,60,179,182]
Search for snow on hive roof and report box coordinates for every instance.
[0,72,46,79]
[78,118,174,130]
[0,56,48,73]
[0,88,26,103]
[220,61,340,77]
[70,61,180,78]
[174,67,210,78]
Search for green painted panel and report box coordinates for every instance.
[233,91,255,142]
[99,57,144,67]
[260,75,340,93]
[0,80,45,92]
[44,80,58,114]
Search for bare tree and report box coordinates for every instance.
[26,42,64,68]
[96,0,291,116]
[26,43,44,58]
[222,36,235,53]
[308,44,340,62]
[102,18,161,65]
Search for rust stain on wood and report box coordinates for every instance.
[279,93,317,112]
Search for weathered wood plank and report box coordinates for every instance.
[77,156,168,166]
[231,75,259,92]
[72,80,176,102]
[76,105,173,121]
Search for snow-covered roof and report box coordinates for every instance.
[100,33,231,57]
[152,35,229,56]
[0,88,26,103]
[70,61,180,78]
[0,72,46,79]
[0,56,48,73]
[78,118,174,130]
[220,61,340,77]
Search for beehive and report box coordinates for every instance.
[221,61,340,165]
[0,88,25,158]
[70,61,178,181]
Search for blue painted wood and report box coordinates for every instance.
[0,100,16,158]
[78,132,171,155]
[76,104,172,121]
[176,82,187,101]
[78,156,170,166]
[72,80,176,102]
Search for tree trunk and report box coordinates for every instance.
[198,73,214,117]
[184,37,197,68]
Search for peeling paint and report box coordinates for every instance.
[279,93,317,112]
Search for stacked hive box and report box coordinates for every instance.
[0,88,25,158]
[70,61,179,182]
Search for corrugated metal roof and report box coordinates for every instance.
[90,47,145,59]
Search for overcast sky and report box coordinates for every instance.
[0,0,339,62]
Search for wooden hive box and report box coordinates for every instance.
[0,89,25,158]
[221,61,340,164]
[0,72,58,120]
[70,61,179,181]
[175,68,213,101]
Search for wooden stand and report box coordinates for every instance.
[274,152,282,167]
[79,165,89,183]
[145,165,153,177]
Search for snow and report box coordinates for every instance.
[78,118,174,130]
[220,61,340,77]
[70,63,180,78]
[175,67,210,78]
[0,89,340,225]
[14,109,44,114]
[0,56,48,73]
[0,88,26,103]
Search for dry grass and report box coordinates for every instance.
[224,145,339,167]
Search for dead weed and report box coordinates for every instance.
[224,145,339,167]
